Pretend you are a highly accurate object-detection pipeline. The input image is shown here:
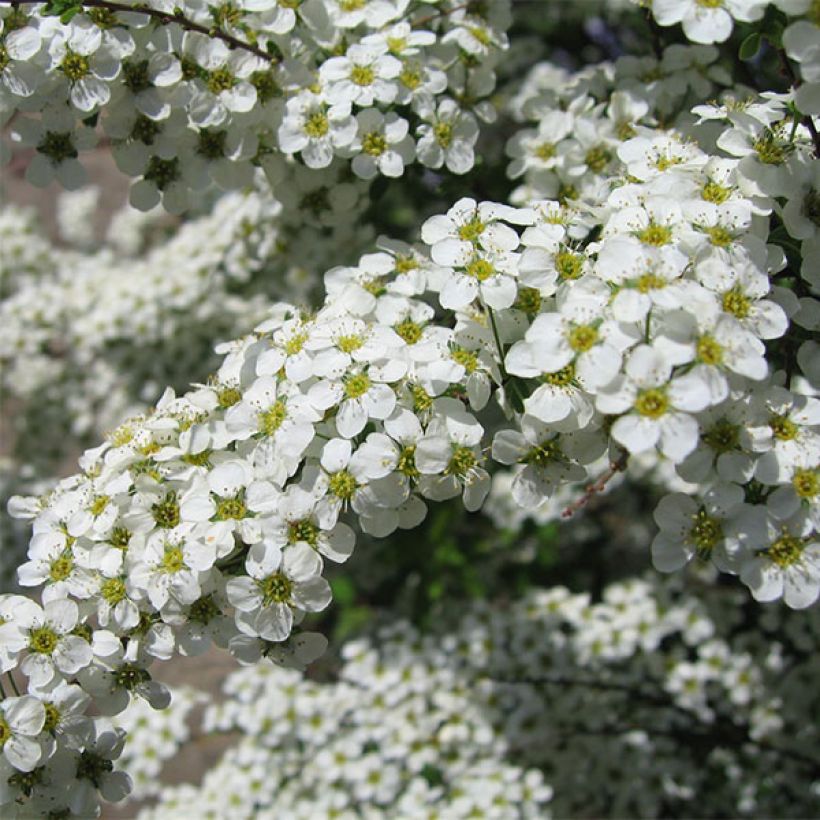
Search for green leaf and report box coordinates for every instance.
[739,33,761,61]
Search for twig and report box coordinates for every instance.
[561,448,628,519]
[412,1,472,29]
[0,0,278,64]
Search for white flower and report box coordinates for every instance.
[13,106,97,190]
[320,44,401,107]
[651,0,765,45]
[492,416,603,507]
[278,95,357,169]
[740,510,820,609]
[264,485,355,564]
[596,345,711,462]
[18,599,94,687]
[416,398,490,512]
[651,483,759,573]
[0,696,45,772]
[48,18,120,112]
[227,541,331,642]
[351,109,414,180]
[416,99,478,175]
[308,360,403,439]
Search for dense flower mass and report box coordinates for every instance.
[128,576,820,819]
[1,0,508,209]
[0,0,818,816]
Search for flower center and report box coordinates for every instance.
[344,373,371,399]
[182,450,212,467]
[567,324,598,353]
[284,332,308,355]
[144,156,180,191]
[701,181,731,204]
[304,111,329,138]
[753,132,789,165]
[411,384,433,412]
[258,572,293,605]
[792,468,818,499]
[636,222,672,246]
[29,626,59,655]
[189,594,221,624]
[689,509,723,559]
[288,518,319,546]
[466,258,494,281]
[217,386,242,408]
[259,401,288,435]
[397,445,419,478]
[446,445,477,477]
[766,534,804,567]
[101,578,126,605]
[350,64,375,86]
[49,554,74,582]
[37,131,78,164]
[555,251,584,280]
[515,286,542,316]
[89,495,110,517]
[534,141,556,161]
[152,492,180,529]
[636,272,666,292]
[526,440,562,468]
[197,129,227,159]
[434,122,453,148]
[114,663,151,690]
[721,287,751,319]
[458,216,485,242]
[705,226,733,247]
[337,333,364,353]
[585,145,611,173]
[123,59,151,93]
[215,496,247,520]
[451,348,479,373]
[362,131,387,156]
[251,69,280,103]
[395,319,423,344]
[770,414,798,441]
[77,751,115,787]
[542,363,576,388]
[400,63,422,90]
[702,419,740,453]
[43,703,61,733]
[696,334,723,366]
[634,388,668,418]
[329,469,358,500]
[207,66,236,94]
[161,546,185,574]
[61,50,89,81]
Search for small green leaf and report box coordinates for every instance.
[739,32,761,61]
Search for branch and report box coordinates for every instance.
[561,449,628,519]
[0,0,278,64]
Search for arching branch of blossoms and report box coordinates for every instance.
[1,0,280,63]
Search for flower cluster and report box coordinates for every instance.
[136,575,819,818]
[0,1,818,814]
[2,0,508,209]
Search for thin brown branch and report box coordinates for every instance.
[412,1,472,29]
[561,449,628,519]
[0,0,278,64]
